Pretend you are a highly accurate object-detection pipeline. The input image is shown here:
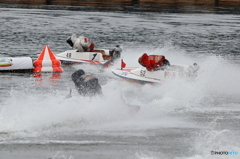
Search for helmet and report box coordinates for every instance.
[80,37,91,47]
[71,69,85,83]
[138,53,148,67]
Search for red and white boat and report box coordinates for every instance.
[112,60,199,84]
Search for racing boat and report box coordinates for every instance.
[55,46,122,67]
[112,60,199,84]
[55,34,122,67]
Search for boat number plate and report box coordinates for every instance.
[66,53,72,58]
[121,72,129,76]
[140,70,146,77]
[92,53,97,60]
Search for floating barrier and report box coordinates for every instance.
[0,57,33,72]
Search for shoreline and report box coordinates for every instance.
[0,0,240,8]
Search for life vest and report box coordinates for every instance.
[139,53,165,71]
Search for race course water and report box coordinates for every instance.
[0,6,240,159]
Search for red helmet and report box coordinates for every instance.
[138,53,148,67]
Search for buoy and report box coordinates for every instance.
[33,46,63,72]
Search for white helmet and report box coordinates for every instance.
[80,37,91,48]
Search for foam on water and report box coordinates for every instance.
[0,46,240,158]
[0,47,239,123]
[181,120,240,159]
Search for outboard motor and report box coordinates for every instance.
[71,69,102,97]
[109,45,122,61]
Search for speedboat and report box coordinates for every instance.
[55,45,122,67]
[112,61,199,84]
[55,34,122,67]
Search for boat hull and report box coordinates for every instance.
[112,68,165,84]
[112,64,199,84]
[56,56,112,67]
[55,49,113,67]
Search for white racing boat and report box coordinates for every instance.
[55,46,121,67]
[112,62,199,84]
[55,34,123,67]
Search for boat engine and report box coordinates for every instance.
[109,45,122,61]
[71,69,102,97]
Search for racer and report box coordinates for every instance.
[66,34,94,52]
[138,53,170,71]
[71,69,102,97]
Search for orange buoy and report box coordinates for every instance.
[33,46,63,73]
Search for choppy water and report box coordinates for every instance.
[0,5,240,159]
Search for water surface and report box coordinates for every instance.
[0,6,240,159]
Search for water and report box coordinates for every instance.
[0,5,240,159]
